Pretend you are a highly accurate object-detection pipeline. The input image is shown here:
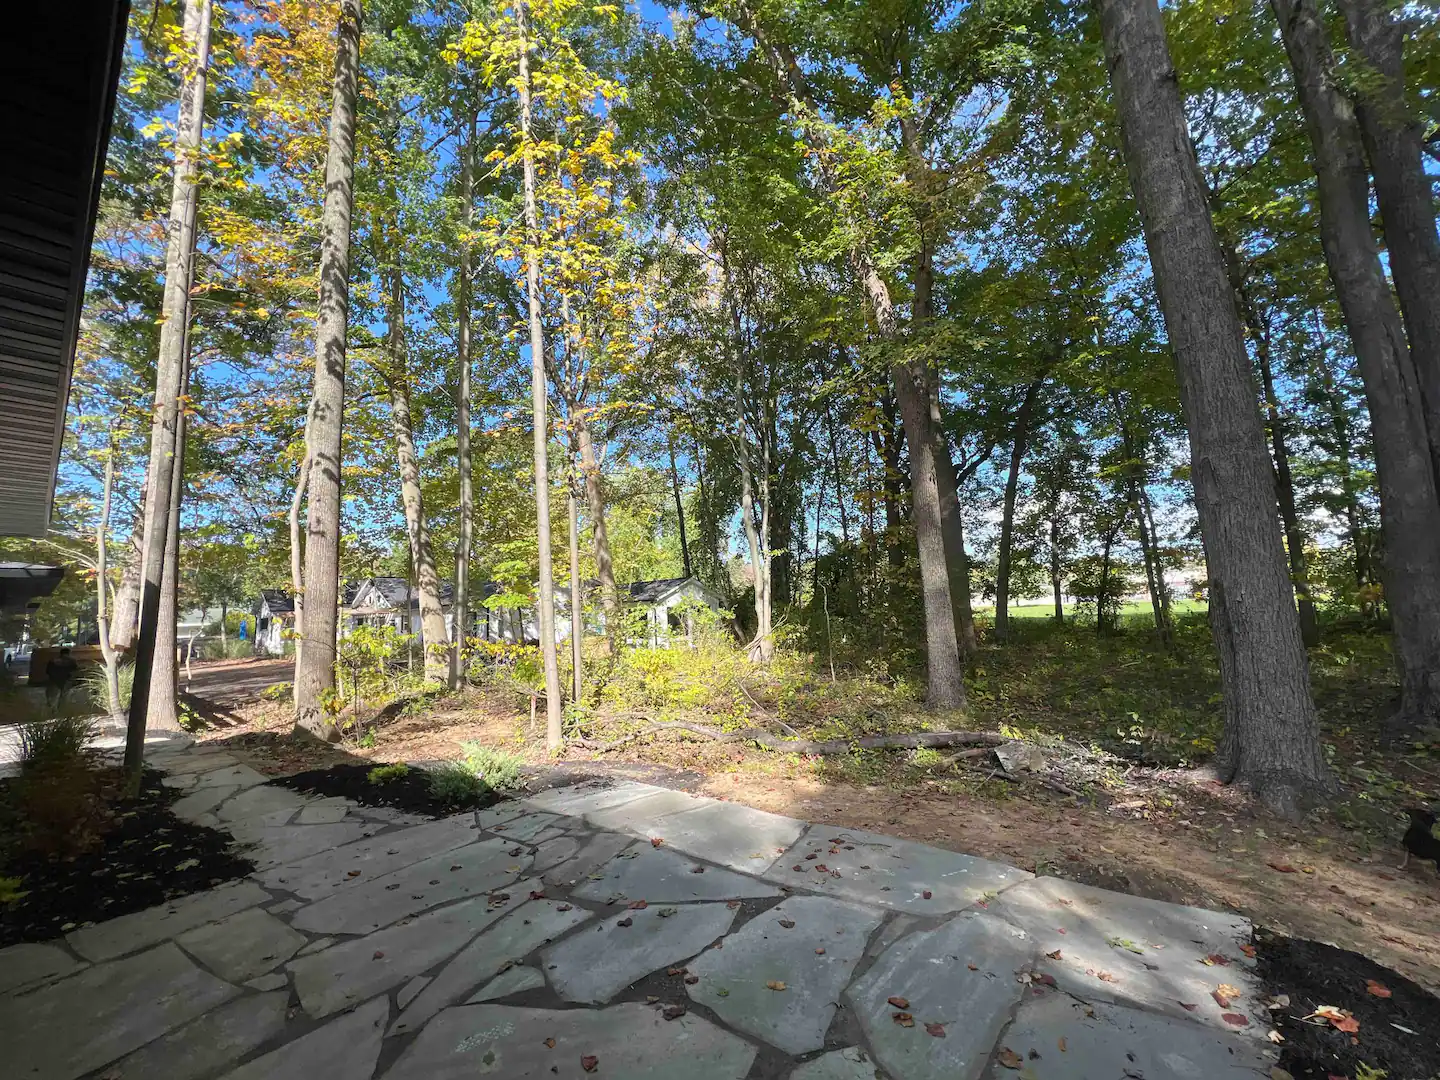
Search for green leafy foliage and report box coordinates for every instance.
[367,762,411,784]
[458,743,526,793]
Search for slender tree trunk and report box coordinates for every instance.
[1098,0,1332,813]
[871,396,904,569]
[1113,407,1172,645]
[736,401,771,663]
[995,379,1041,642]
[289,398,315,681]
[452,107,476,690]
[516,0,563,751]
[97,438,123,721]
[1273,0,1440,737]
[1049,512,1064,623]
[1138,477,1174,630]
[125,0,211,778]
[110,491,144,651]
[1319,361,1368,586]
[667,433,691,578]
[1337,0,1440,477]
[294,0,361,743]
[575,418,617,651]
[824,405,850,546]
[149,347,191,733]
[1097,525,1114,637]
[381,264,448,681]
[568,463,583,704]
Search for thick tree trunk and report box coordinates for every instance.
[125,0,211,777]
[1337,0,1440,476]
[575,418,617,650]
[452,108,476,690]
[934,443,980,654]
[995,379,1041,642]
[1273,0,1440,737]
[148,352,190,734]
[1099,0,1332,813]
[294,0,361,743]
[96,441,123,721]
[109,490,144,652]
[289,397,315,682]
[736,405,772,663]
[517,0,564,750]
[668,434,691,578]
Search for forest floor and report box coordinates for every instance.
[188,619,1440,997]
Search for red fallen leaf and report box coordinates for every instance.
[922,890,933,900]
[1046,950,1062,960]
[887,996,911,1009]
[1267,862,1297,874]
[1212,990,1233,1009]
[529,891,546,900]
[1096,971,1116,983]
[925,1022,946,1038]
[651,838,664,848]
[1240,944,1256,959]
[372,951,385,960]
[892,1012,915,1028]
[1221,1013,1249,1027]
[544,1037,556,1048]
[629,900,648,910]
[662,1004,686,1020]
[684,974,699,985]
[1366,979,1392,998]
[1179,1002,1199,1012]
[792,865,808,872]
[616,918,633,928]
[667,967,687,976]
[581,1055,599,1072]
[1206,954,1232,966]
[727,900,741,909]
[691,867,705,874]
[997,1047,1024,1069]
[346,870,362,878]
[815,864,829,872]
[778,919,796,929]
[1032,973,1057,987]
[967,964,979,971]
[1057,928,1067,935]
[1332,1014,1360,1034]
[805,853,818,860]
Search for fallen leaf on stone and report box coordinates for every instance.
[646,996,660,1003]
[922,890,933,900]
[629,900,648,910]
[1267,1030,1284,1043]
[860,865,871,870]
[792,864,808,872]
[727,900,740,909]
[1213,989,1235,1009]
[616,917,633,928]
[529,891,546,900]
[887,996,910,1008]
[1240,944,1257,959]
[997,1047,1023,1069]
[1179,1002,1199,1012]
[557,903,572,912]
[766,980,787,991]
[925,1022,946,1037]
[372,951,385,960]
[1032,973,1057,987]
[805,853,818,860]
[1366,979,1391,998]
[667,967,687,976]
[1058,1036,1067,1052]
[967,964,979,971]
[892,1012,914,1028]
[717,988,729,997]
[815,948,826,955]
[815,864,829,872]
[651,838,664,848]
[1203,953,1232,966]
[346,870,362,878]
[691,866,705,874]
[1216,983,1242,1003]
[1222,1013,1249,1027]
[657,907,678,918]
[1096,971,1116,983]
[778,919,795,929]
[1046,950,1062,960]
[581,1054,599,1072]
[663,1004,686,1020]
[1267,862,1297,874]
[685,974,699,984]
[544,1038,556,1049]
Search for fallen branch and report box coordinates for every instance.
[571,720,1006,757]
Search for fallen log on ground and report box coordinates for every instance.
[570,720,1007,756]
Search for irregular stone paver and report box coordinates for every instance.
[468,964,546,1001]
[192,764,271,790]
[848,912,1035,1080]
[522,780,659,818]
[298,936,333,956]
[484,810,563,842]
[687,895,884,1054]
[108,991,289,1080]
[789,1047,887,1080]
[288,889,533,1017]
[545,902,737,1004]
[176,907,307,981]
[767,826,1032,915]
[220,994,388,1080]
[257,816,481,900]
[989,876,1261,1033]
[0,941,84,993]
[573,843,782,904]
[229,820,375,869]
[154,751,239,775]
[246,972,288,991]
[172,784,239,821]
[217,784,311,823]
[162,772,198,788]
[650,799,805,873]
[981,993,1274,1079]
[297,797,351,825]
[67,880,270,962]
[391,898,593,1035]
[531,834,580,871]
[397,976,430,1010]
[473,801,533,829]
[383,1002,758,1080]
[290,838,532,935]
[542,830,634,887]
[582,786,706,833]
[0,942,238,1080]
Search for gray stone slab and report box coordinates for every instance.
[483,810,563,842]
[766,825,1032,915]
[217,784,311,823]
[257,816,481,900]
[298,936,334,956]
[522,780,661,818]
[162,772,198,789]
[982,993,1275,1079]
[67,880,271,962]
[532,834,580,871]
[582,787,707,833]
[246,972,288,991]
[989,876,1261,1034]
[545,901,738,1004]
[472,801,533,829]
[230,820,375,869]
[267,898,304,915]
[383,1002,758,1080]
[789,1047,887,1080]
[543,830,634,887]
[0,942,239,1080]
[157,751,240,775]
[193,763,271,790]
[107,991,289,1080]
[0,941,83,994]
[390,898,593,1036]
[172,784,239,821]
[177,907,307,981]
[288,889,529,1017]
[350,806,431,826]
[297,797,352,824]
[573,843,782,904]
[467,964,546,1001]
[290,837,532,935]
[220,994,388,1080]
[650,799,806,873]
[397,976,430,1010]
[687,895,884,1054]
[848,911,1036,1080]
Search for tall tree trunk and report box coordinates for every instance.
[824,405,850,546]
[1319,360,1368,586]
[1097,524,1115,637]
[294,0,361,743]
[516,0,563,751]
[735,399,772,663]
[125,0,211,777]
[381,263,448,681]
[871,394,904,568]
[148,349,190,734]
[109,490,144,651]
[1114,405,1173,645]
[452,107,476,690]
[1273,0,1440,737]
[96,437,123,721]
[668,433,691,578]
[575,417,617,651]
[568,460,583,704]
[1049,511,1064,623]
[994,379,1041,642]
[1337,0,1440,476]
[289,397,315,682]
[1098,0,1332,814]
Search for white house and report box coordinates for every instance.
[625,577,724,647]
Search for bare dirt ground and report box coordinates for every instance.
[184,674,1440,996]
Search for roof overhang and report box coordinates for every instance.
[0,3,130,536]
[0,562,66,614]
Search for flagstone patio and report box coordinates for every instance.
[0,740,1283,1079]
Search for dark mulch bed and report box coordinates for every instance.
[1256,928,1440,1080]
[270,762,502,818]
[0,764,255,947]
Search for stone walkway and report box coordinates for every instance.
[0,741,1284,1079]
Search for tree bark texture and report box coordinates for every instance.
[125,0,211,777]
[148,349,190,734]
[668,433,692,578]
[1098,0,1332,813]
[109,488,144,651]
[568,469,583,704]
[97,441,123,721]
[452,108,476,689]
[289,397,315,683]
[294,0,361,743]
[1274,0,1440,735]
[575,417,618,651]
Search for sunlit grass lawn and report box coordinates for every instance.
[974,598,1208,621]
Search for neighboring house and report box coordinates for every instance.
[254,589,295,656]
[345,576,457,639]
[626,577,724,647]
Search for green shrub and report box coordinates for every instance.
[17,714,97,773]
[259,682,292,702]
[211,637,254,660]
[81,660,133,714]
[459,743,526,792]
[427,762,487,805]
[367,762,410,784]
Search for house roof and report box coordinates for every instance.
[627,577,716,605]
[259,588,294,615]
[0,562,65,613]
[347,576,454,612]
